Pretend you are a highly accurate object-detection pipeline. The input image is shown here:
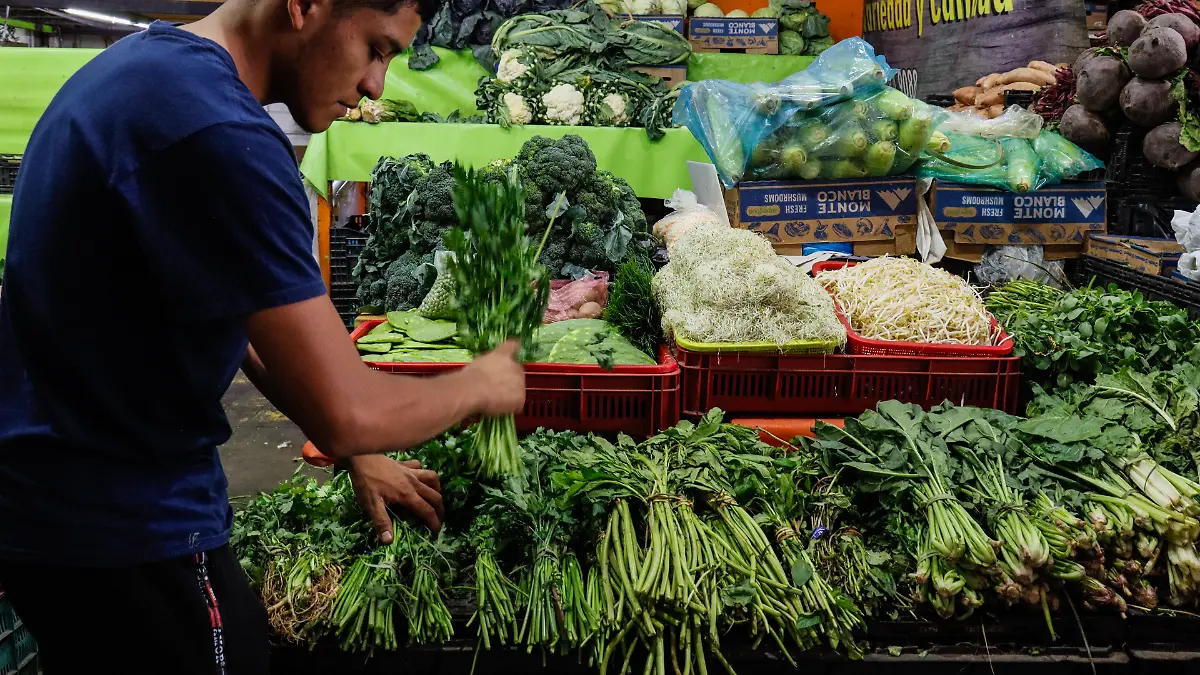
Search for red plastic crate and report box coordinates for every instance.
[676,344,1021,417]
[811,260,1014,358]
[350,320,680,438]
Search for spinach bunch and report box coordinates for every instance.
[987,279,1200,393]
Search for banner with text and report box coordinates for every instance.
[862,0,1089,99]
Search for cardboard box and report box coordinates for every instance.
[688,18,778,54]
[631,14,685,33]
[771,221,918,257]
[931,181,1107,247]
[1085,2,1107,31]
[724,177,919,247]
[1087,235,1185,276]
[939,232,1085,263]
[631,64,688,88]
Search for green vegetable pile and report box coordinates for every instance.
[352,135,649,313]
[987,279,1200,392]
[748,88,940,181]
[356,311,472,363]
[477,3,687,139]
[234,413,900,661]
[357,313,656,367]
[773,0,834,56]
[237,361,1200,660]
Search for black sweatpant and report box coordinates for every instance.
[0,544,269,675]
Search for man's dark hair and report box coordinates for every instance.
[335,0,441,23]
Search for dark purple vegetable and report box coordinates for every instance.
[1119,77,1178,127]
[1143,121,1200,169]
[1076,56,1131,111]
[1059,105,1111,153]
[1108,10,1148,47]
[1146,13,1200,53]
[1128,26,1189,78]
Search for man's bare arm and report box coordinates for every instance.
[242,294,524,460]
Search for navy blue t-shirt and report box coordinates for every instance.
[0,23,327,566]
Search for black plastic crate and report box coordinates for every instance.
[925,94,956,108]
[330,280,359,328]
[1078,254,1200,320]
[1004,89,1036,109]
[330,227,368,285]
[1106,125,1194,205]
[0,155,18,195]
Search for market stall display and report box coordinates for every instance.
[473,4,688,138]
[351,134,648,315]
[10,8,1200,671]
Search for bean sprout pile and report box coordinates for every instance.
[653,227,846,346]
[816,256,999,345]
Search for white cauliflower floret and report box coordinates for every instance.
[496,50,530,84]
[359,99,386,124]
[542,83,585,126]
[501,92,533,125]
[601,92,629,125]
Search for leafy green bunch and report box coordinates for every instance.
[444,163,555,478]
[987,279,1200,392]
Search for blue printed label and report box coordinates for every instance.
[936,182,1106,244]
[736,177,917,244]
[688,17,778,50]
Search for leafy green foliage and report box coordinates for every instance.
[603,254,663,356]
[354,136,650,313]
[987,279,1200,393]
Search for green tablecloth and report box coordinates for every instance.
[1,194,11,267]
[0,48,100,155]
[301,122,710,200]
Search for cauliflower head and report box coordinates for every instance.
[501,92,534,125]
[600,92,630,126]
[542,83,586,126]
[496,49,531,84]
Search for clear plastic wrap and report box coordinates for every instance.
[935,105,1044,140]
[652,189,726,249]
[673,38,897,187]
[917,126,1102,193]
[974,245,1066,288]
[544,272,609,323]
[744,89,945,181]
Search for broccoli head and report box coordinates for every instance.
[517,135,598,224]
[384,251,436,311]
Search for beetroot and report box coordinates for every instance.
[1119,77,1178,127]
[1129,27,1189,79]
[1144,121,1200,170]
[1178,159,1200,202]
[1146,13,1200,54]
[1108,10,1148,47]
[1059,105,1111,153]
[1076,56,1131,111]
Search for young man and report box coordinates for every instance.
[0,0,522,671]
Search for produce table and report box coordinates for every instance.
[0,195,10,263]
[302,47,815,199]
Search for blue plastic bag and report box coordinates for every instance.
[673,37,898,187]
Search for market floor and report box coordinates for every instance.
[219,373,317,502]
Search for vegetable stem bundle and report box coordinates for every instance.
[446,164,555,477]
